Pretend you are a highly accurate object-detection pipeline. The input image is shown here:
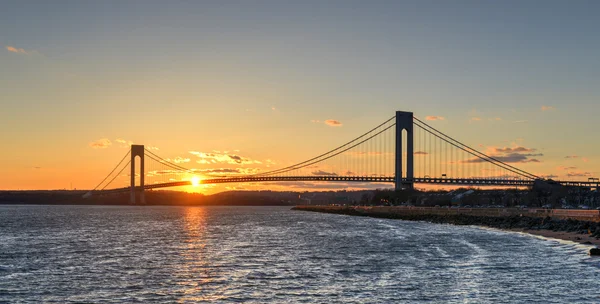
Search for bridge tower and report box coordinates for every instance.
[130,145,146,204]
[395,111,414,190]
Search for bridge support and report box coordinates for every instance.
[395,111,414,190]
[130,145,146,204]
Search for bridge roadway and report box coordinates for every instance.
[97,176,600,194]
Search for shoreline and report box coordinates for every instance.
[293,205,600,248]
[509,228,600,246]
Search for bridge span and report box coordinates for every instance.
[88,110,599,203]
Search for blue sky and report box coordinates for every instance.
[1,1,599,190]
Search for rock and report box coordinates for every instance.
[589,248,600,256]
[583,241,593,245]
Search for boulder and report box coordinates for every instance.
[589,248,600,256]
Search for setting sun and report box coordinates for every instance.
[191,176,201,187]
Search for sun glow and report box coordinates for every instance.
[191,176,201,187]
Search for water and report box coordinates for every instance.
[1,205,600,303]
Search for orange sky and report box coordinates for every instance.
[1,2,599,193]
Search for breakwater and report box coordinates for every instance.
[293,205,600,237]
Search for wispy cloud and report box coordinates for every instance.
[165,157,190,164]
[414,151,429,155]
[89,138,112,149]
[425,116,445,121]
[189,151,261,165]
[115,138,134,147]
[200,168,261,175]
[312,170,338,176]
[565,155,579,159]
[470,117,482,122]
[5,46,35,55]
[567,171,592,177]
[324,119,343,127]
[310,120,320,123]
[462,145,542,163]
[492,146,536,154]
[557,166,578,170]
[512,120,528,124]
[541,105,556,111]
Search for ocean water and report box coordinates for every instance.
[1,205,599,303]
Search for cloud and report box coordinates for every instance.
[491,146,536,154]
[425,116,445,121]
[147,146,159,150]
[166,157,190,164]
[115,138,134,147]
[565,155,579,159]
[89,138,112,149]
[310,120,320,123]
[557,166,577,170]
[189,151,261,165]
[324,119,343,127]
[567,171,592,177]
[512,120,528,123]
[462,154,539,163]
[200,168,261,175]
[542,174,559,179]
[414,151,429,155]
[470,117,481,122]
[311,170,338,176]
[541,106,556,111]
[5,46,33,55]
[147,169,182,176]
[147,167,261,177]
[462,145,543,163]
[264,159,277,168]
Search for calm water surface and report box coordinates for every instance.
[1,205,600,303]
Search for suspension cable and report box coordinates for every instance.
[144,149,195,172]
[413,120,538,180]
[250,116,396,177]
[414,117,539,179]
[92,151,130,190]
[259,123,396,176]
[100,160,131,190]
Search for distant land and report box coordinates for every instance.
[0,189,377,206]
[1,186,598,208]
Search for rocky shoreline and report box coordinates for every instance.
[293,206,600,243]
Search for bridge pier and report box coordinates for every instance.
[395,111,414,191]
[130,145,145,204]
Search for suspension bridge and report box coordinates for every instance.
[87,111,599,204]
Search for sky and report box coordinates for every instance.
[1,1,599,192]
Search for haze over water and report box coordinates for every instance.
[1,205,599,303]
